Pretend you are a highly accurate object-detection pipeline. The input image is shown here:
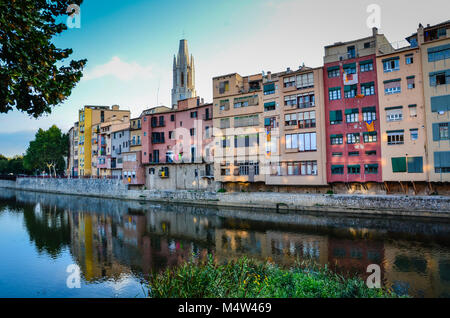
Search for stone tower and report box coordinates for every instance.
[171,39,196,108]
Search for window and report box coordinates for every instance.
[329,110,343,124]
[328,66,340,78]
[362,107,377,122]
[347,46,356,59]
[234,134,259,148]
[234,115,259,128]
[345,108,359,123]
[431,95,450,113]
[435,151,450,173]
[386,107,403,122]
[152,150,160,163]
[285,113,297,127]
[428,45,450,62]
[219,81,229,94]
[221,137,231,148]
[364,42,371,49]
[410,129,419,141]
[190,128,196,136]
[264,101,276,111]
[263,83,275,95]
[360,60,373,72]
[330,134,343,145]
[347,133,360,144]
[387,131,404,145]
[383,58,400,72]
[363,131,377,143]
[430,71,449,86]
[205,126,210,138]
[296,73,314,89]
[384,79,401,95]
[166,151,174,163]
[366,150,377,156]
[298,161,318,176]
[298,111,316,128]
[284,95,297,107]
[237,161,259,176]
[332,152,343,157]
[331,165,344,175]
[349,151,359,156]
[283,76,296,87]
[409,105,417,117]
[151,132,165,144]
[329,87,341,101]
[220,118,230,129]
[170,114,175,121]
[344,85,357,98]
[406,54,413,65]
[298,93,315,108]
[392,157,423,173]
[286,132,317,151]
[219,99,230,111]
[439,123,449,140]
[407,76,415,89]
[343,63,356,74]
[361,82,375,96]
[365,164,378,174]
[190,111,198,118]
[348,165,361,174]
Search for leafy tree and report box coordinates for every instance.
[23,125,68,175]
[0,0,86,117]
[0,155,31,175]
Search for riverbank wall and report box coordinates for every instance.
[1,178,450,218]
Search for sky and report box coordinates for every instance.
[0,0,448,157]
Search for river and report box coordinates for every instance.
[0,189,449,298]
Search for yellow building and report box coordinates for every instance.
[78,105,130,176]
[129,117,142,152]
[376,45,428,186]
[411,21,450,184]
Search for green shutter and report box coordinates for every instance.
[383,78,401,84]
[382,56,400,63]
[406,75,415,79]
[432,123,440,141]
[392,157,407,173]
[361,82,374,88]
[407,157,423,173]
[335,110,342,121]
[263,83,275,92]
[345,108,359,114]
[264,118,271,126]
[362,106,376,113]
[330,111,337,121]
[385,106,403,111]
[327,66,340,71]
[360,59,373,65]
[431,95,450,113]
[435,151,450,168]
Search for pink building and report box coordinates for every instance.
[141,97,214,190]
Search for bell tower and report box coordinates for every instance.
[171,39,196,108]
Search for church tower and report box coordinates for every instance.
[171,39,196,108]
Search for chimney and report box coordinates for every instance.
[112,105,119,111]
[287,67,291,73]
[267,71,272,80]
[372,27,378,36]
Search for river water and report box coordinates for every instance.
[0,189,449,298]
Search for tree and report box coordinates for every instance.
[0,155,31,175]
[23,125,68,175]
[0,0,86,118]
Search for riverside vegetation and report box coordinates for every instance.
[147,256,400,298]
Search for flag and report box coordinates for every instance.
[365,120,374,132]
[343,72,358,85]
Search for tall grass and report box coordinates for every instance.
[147,256,399,298]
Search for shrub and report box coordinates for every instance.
[146,256,400,298]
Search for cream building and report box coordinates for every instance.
[376,46,428,186]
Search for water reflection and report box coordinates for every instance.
[1,189,450,298]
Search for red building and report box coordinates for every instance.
[323,28,392,184]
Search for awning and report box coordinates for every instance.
[345,108,359,115]
[327,66,340,71]
[263,83,275,92]
[362,106,376,113]
[359,59,373,65]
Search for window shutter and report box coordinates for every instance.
[431,95,450,112]
[392,157,406,173]
[429,75,437,87]
[432,123,440,141]
[330,111,337,122]
[407,157,423,173]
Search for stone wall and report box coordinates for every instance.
[1,177,450,217]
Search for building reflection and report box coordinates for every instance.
[3,188,449,298]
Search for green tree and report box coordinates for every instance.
[23,125,68,175]
[0,0,86,117]
[0,155,31,175]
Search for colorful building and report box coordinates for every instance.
[413,21,450,184]
[376,41,428,189]
[323,28,393,187]
[264,66,328,187]
[212,72,265,189]
[77,105,130,176]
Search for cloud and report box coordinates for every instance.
[82,56,153,81]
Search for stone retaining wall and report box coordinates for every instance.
[1,178,449,218]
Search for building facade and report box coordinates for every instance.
[376,45,428,187]
[77,105,130,176]
[323,28,393,186]
[416,22,450,183]
[265,67,328,186]
[212,73,266,187]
